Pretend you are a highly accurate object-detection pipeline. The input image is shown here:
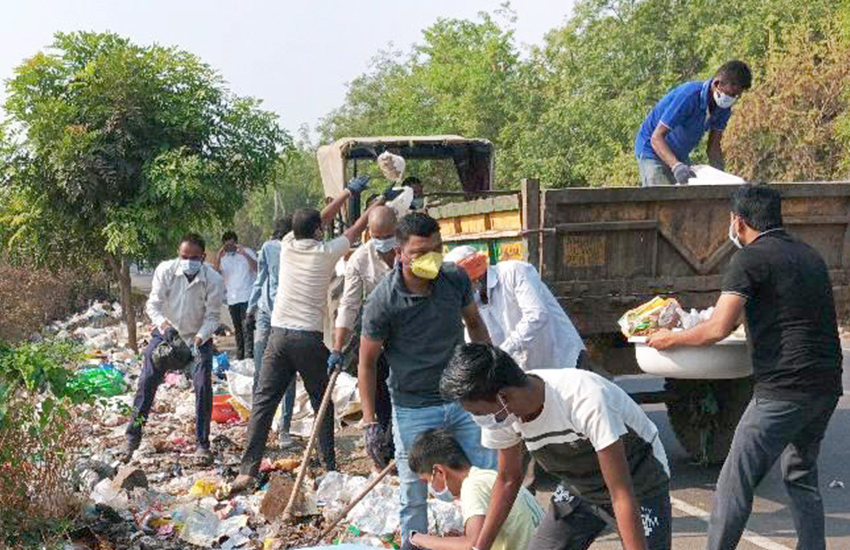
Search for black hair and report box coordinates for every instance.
[402,176,422,187]
[292,208,322,240]
[716,60,753,90]
[272,216,293,240]
[396,212,440,243]
[408,428,471,475]
[180,233,206,251]
[731,184,783,231]
[441,343,528,403]
[221,230,238,243]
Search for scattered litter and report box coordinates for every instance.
[829,479,845,489]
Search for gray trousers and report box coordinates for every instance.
[707,394,839,550]
[638,157,676,187]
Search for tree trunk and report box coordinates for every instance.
[273,185,282,220]
[118,256,138,352]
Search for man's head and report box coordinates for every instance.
[368,205,398,240]
[712,60,752,107]
[272,216,293,240]
[178,233,206,276]
[441,343,533,422]
[403,176,424,199]
[395,212,443,281]
[221,230,238,252]
[729,184,783,245]
[408,428,471,499]
[292,208,323,240]
[444,245,488,284]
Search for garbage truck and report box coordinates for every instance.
[318,135,850,463]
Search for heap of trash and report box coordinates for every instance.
[45,301,461,550]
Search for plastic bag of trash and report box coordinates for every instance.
[617,297,680,338]
[377,151,405,182]
[678,306,715,330]
[70,364,126,397]
[176,506,220,547]
[428,498,464,536]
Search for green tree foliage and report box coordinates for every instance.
[319,0,849,188]
[1,32,292,348]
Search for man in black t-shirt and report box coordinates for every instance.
[648,184,842,550]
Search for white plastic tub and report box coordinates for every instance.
[629,335,753,379]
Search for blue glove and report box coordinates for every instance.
[327,351,344,373]
[346,175,371,194]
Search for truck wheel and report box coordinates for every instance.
[664,378,753,465]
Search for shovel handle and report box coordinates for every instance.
[281,367,340,521]
[313,459,397,544]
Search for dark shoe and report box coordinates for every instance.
[230,474,257,494]
[193,446,214,466]
[120,436,141,463]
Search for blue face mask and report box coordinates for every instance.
[372,237,397,254]
[429,469,455,503]
[180,259,202,276]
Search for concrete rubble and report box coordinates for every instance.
[50,300,462,550]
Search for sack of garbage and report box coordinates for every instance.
[377,151,405,182]
[151,328,193,373]
[618,297,681,338]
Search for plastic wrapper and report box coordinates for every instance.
[617,297,680,337]
[678,306,715,330]
[377,151,405,182]
[176,506,220,547]
[317,472,400,536]
[70,364,126,397]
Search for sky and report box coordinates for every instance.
[0,0,576,140]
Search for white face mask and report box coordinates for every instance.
[372,236,397,254]
[470,396,518,430]
[428,469,455,503]
[180,258,203,275]
[714,89,737,109]
[729,220,743,249]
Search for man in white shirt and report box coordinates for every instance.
[441,343,672,550]
[331,205,398,466]
[232,176,375,491]
[124,233,225,463]
[213,231,257,360]
[444,246,586,371]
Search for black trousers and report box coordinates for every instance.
[127,330,213,448]
[228,302,254,360]
[239,328,335,476]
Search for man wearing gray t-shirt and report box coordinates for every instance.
[358,212,497,548]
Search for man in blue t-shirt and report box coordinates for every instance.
[635,60,752,186]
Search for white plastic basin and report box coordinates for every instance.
[629,335,753,379]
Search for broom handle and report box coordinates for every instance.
[282,368,339,520]
[313,459,397,543]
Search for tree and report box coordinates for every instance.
[1,32,291,350]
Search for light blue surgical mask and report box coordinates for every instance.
[180,259,202,276]
[470,395,518,430]
[428,469,455,503]
[372,237,397,254]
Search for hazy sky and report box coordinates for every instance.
[0,0,577,138]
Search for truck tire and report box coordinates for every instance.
[664,377,754,465]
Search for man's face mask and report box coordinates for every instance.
[179,258,203,276]
[409,251,443,280]
[428,468,455,503]
[470,395,518,430]
[372,236,397,254]
[729,216,743,249]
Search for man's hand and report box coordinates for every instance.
[364,422,392,469]
[245,312,256,332]
[327,350,344,373]
[672,162,695,184]
[646,329,678,350]
[346,175,371,194]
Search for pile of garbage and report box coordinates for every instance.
[618,296,742,338]
[42,301,436,549]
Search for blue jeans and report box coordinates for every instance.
[253,309,295,433]
[707,394,839,550]
[392,401,497,543]
[638,157,676,187]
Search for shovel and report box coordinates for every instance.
[312,459,397,544]
[280,367,340,522]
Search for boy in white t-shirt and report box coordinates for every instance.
[406,428,543,550]
[440,343,671,550]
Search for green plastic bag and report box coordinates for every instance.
[70,364,126,397]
